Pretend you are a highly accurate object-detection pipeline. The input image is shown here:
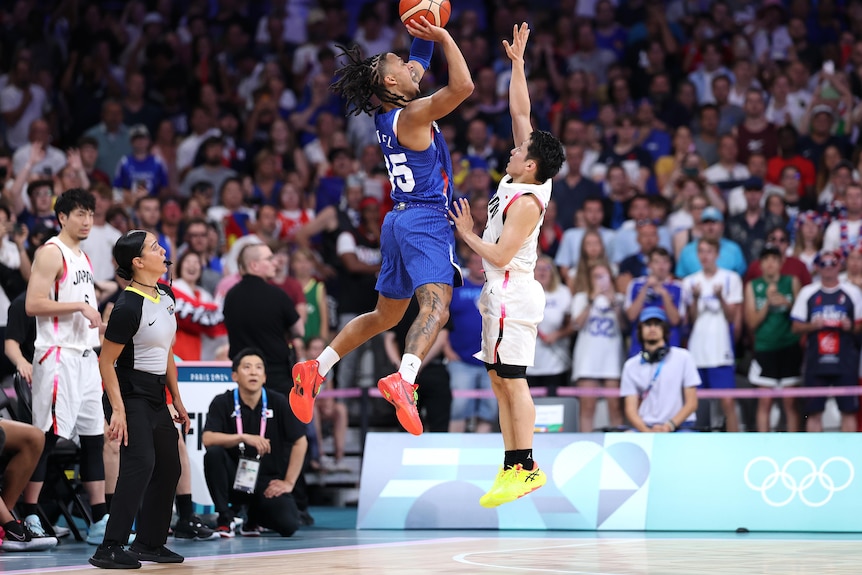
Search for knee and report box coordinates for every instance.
[203,446,231,475]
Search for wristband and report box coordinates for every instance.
[410,38,434,70]
[667,420,677,431]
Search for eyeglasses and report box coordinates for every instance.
[818,258,840,268]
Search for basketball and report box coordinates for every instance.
[399,0,451,28]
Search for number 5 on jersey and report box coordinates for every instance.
[384,153,415,193]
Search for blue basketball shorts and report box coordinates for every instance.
[376,204,461,300]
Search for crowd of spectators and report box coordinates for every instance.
[0,0,860,441]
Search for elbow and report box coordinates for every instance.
[453,80,474,98]
[201,432,215,448]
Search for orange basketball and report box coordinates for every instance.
[399,0,452,28]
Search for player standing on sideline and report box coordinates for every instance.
[291,17,474,436]
[23,188,108,546]
[449,24,565,508]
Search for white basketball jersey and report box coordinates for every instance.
[34,237,100,351]
[482,176,552,274]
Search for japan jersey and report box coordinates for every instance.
[482,176,552,275]
[34,237,101,351]
[374,108,453,208]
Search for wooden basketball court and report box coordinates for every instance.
[3,509,860,575]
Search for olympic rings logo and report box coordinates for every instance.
[743,456,854,508]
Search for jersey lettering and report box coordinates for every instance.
[72,269,94,286]
[384,153,416,193]
[488,195,501,219]
[376,130,394,150]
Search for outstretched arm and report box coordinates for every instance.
[504,23,533,147]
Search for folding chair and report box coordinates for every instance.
[12,373,91,541]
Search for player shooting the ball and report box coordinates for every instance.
[290,16,473,437]
[449,23,565,507]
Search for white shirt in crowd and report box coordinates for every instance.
[0,83,47,150]
[82,223,123,282]
[822,219,862,253]
[570,292,625,380]
[528,285,573,377]
[620,346,701,427]
[683,268,743,368]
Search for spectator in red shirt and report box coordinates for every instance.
[766,125,816,198]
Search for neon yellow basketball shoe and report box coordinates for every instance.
[479,463,547,508]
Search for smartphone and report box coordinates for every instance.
[823,60,835,75]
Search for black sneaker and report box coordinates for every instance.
[298,510,315,526]
[173,516,219,541]
[88,543,142,569]
[127,543,184,563]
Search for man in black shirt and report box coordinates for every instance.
[223,243,304,395]
[202,348,307,537]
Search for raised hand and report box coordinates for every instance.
[502,22,530,64]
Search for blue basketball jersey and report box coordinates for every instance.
[374,108,453,208]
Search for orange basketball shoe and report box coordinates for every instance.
[377,373,423,436]
[290,360,324,423]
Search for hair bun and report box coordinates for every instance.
[116,267,133,281]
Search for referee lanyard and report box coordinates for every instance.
[641,360,665,401]
[234,387,268,455]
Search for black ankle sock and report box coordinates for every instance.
[503,450,517,469]
[175,494,193,521]
[513,449,534,469]
[3,520,24,537]
[105,493,113,510]
[21,503,38,517]
[91,502,108,520]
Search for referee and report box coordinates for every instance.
[89,230,188,569]
[620,308,700,432]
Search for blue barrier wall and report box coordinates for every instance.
[356,432,862,531]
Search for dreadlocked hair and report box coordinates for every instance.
[331,45,412,116]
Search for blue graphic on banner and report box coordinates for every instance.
[356,433,862,532]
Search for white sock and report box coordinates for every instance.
[317,346,340,378]
[399,354,422,385]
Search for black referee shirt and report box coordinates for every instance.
[203,388,305,480]
[223,275,300,368]
[6,292,35,362]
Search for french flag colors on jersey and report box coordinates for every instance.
[374,108,453,207]
[791,282,862,376]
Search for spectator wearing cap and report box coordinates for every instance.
[726,176,782,264]
[675,206,747,278]
[113,124,168,202]
[823,183,862,254]
[766,125,816,198]
[84,99,132,177]
[744,243,802,432]
[744,225,812,287]
[180,135,237,199]
[791,248,862,432]
[798,104,850,168]
[552,144,602,231]
[620,307,700,433]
